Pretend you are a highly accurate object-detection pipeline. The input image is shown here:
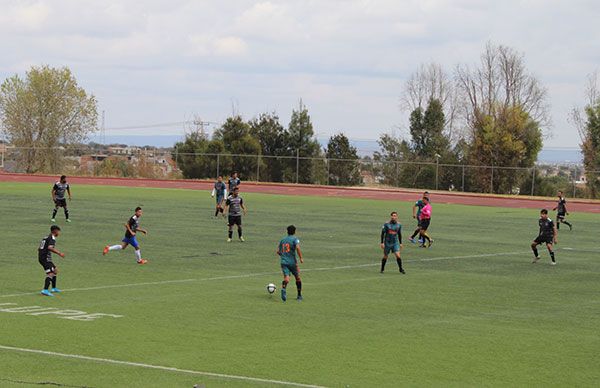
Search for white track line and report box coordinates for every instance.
[0,250,529,299]
[0,345,325,388]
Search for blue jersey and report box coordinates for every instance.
[214,181,226,197]
[278,235,300,266]
[381,222,401,246]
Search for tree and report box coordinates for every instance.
[288,101,321,183]
[373,133,411,187]
[326,133,362,186]
[214,115,261,179]
[571,71,600,198]
[249,113,290,182]
[0,65,98,173]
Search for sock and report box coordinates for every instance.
[296,280,302,297]
[532,246,539,257]
[214,208,219,217]
[282,280,288,289]
[52,208,58,218]
[64,208,69,219]
[52,276,57,288]
[135,249,142,262]
[219,207,224,213]
[421,233,431,243]
[396,258,403,271]
[410,229,419,239]
[557,223,560,230]
[550,251,556,262]
[44,277,52,290]
[109,245,122,251]
[238,228,243,238]
[380,258,387,272]
[228,230,233,239]
[564,221,572,228]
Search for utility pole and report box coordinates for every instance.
[101,110,106,145]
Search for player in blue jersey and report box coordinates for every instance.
[211,175,227,217]
[277,225,304,302]
[380,211,405,274]
[103,207,148,264]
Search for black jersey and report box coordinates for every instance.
[125,215,140,238]
[53,182,69,200]
[538,218,555,238]
[557,197,567,214]
[38,234,56,263]
[226,195,244,216]
[228,177,240,192]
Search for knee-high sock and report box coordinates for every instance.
[64,208,69,219]
[51,276,57,288]
[396,257,403,270]
[296,280,302,297]
[52,208,58,218]
[380,258,387,272]
[44,277,52,290]
[410,228,420,239]
[549,250,556,262]
[563,221,572,228]
[214,208,219,217]
[135,249,142,262]
[532,246,539,257]
[228,230,233,239]
[109,245,122,251]
[282,279,289,289]
[421,232,431,243]
[238,228,243,238]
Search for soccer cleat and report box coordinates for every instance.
[66,219,72,223]
[51,218,56,222]
[227,238,232,242]
[428,239,434,248]
[51,288,62,293]
[532,256,540,263]
[400,269,406,274]
[103,246,109,256]
[40,289,54,297]
[239,237,245,242]
[380,270,384,274]
[281,288,287,302]
[550,261,557,266]
[409,238,416,244]
[569,225,573,231]
[137,259,148,264]
[297,295,303,302]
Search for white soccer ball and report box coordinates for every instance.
[266,283,277,294]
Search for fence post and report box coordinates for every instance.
[256,154,260,182]
[490,165,494,193]
[295,149,300,184]
[174,145,179,170]
[572,167,577,198]
[216,154,220,178]
[530,167,535,196]
[326,158,330,186]
[435,159,439,190]
[461,165,465,192]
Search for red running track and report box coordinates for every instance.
[2,172,600,213]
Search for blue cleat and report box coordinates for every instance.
[297,295,303,302]
[281,288,287,302]
[51,288,62,293]
[409,238,416,244]
[40,289,54,297]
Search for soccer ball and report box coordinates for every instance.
[266,283,277,294]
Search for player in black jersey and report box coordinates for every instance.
[51,175,72,222]
[38,225,65,296]
[531,209,558,265]
[552,191,573,230]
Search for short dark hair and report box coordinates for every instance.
[233,187,239,192]
[60,175,66,180]
[423,196,430,201]
[541,209,548,215]
[390,211,398,216]
[50,225,61,232]
[287,225,296,235]
[424,191,429,194]
[135,206,142,212]
[558,190,563,194]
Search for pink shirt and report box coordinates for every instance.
[420,203,432,219]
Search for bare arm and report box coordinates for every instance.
[553,225,558,243]
[241,203,247,215]
[49,246,65,258]
[67,187,72,200]
[296,245,303,264]
[125,223,136,236]
[412,204,417,218]
[51,188,56,201]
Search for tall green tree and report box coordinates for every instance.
[173,130,225,179]
[288,101,321,183]
[213,115,261,179]
[249,113,290,182]
[581,101,600,197]
[326,133,362,186]
[0,65,98,173]
[373,134,411,187]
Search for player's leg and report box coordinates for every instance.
[51,266,61,292]
[105,241,127,255]
[293,270,302,301]
[227,216,233,241]
[63,202,70,222]
[394,250,405,274]
[51,202,59,221]
[130,238,146,264]
[41,264,56,296]
[281,266,290,302]
[381,249,389,273]
[531,239,541,262]
[237,218,244,242]
[546,242,556,265]
[562,217,573,230]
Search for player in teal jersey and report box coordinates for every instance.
[409,191,429,243]
[380,211,405,274]
[277,225,304,302]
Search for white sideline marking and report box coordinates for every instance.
[0,250,530,299]
[0,345,325,388]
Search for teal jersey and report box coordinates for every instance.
[415,200,425,218]
[381,222,401,246]
[278,235,300,265]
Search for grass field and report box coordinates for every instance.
[0,182,598,387]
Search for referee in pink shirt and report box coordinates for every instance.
[419,196,434,248]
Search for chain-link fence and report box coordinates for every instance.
[1,146,597,199]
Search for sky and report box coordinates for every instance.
[1,0,599,149]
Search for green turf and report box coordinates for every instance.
[0,182,598,387]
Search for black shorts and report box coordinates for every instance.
[557,213,566,220]
[416,219,422,227]
[420,218,431,230]
[54,199,67,207]
[39,260,56,274]
[228,215,242,226]
[534,235,553,245]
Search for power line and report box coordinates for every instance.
[105,120,219,131]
